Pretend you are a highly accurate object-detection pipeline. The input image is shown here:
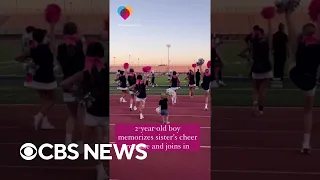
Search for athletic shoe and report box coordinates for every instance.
[300,146,311,155]
[211,81,219,88]
[41,117,55,129]
[218,80,226,86]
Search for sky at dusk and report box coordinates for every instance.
[109,0,210,65]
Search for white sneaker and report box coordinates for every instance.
[219,80,226,86]
[211,81,219,88]
[41,117,55,129]
[122,99,127,103]
[119,97,123,103]
[34,115,42,130]
[140,114,144,120]
[301,143,311,155]
[133,106,137,111]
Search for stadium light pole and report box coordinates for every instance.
[138,58,140,68]
[166,44,171,72]
[129,54,131,64]
[113,57,116,66]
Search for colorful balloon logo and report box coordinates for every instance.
[118,6,132,20]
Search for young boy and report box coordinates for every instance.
[159,93,169,124]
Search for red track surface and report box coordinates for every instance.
[212,107,320,179]
[0,95,210,180]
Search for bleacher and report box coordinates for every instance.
[0,13,105,35]
[212,12,312,36]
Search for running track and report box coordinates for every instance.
[2,95,319,180]
[0,95,210,180]
[212,107,320,179]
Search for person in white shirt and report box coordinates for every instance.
[22,26,35,53]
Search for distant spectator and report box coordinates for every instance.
[22,26,35,53]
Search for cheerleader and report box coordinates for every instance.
[199,64,211,111]
[115,69,121,86]
[186,70,196,98]
[114,70,127,103]
[167,71,172,87]
[60,41,109,179]
[285,11,320,154]
[22,26,35,53]
[250,21,273,116]
[151,71,157,87]
[127,68,137,111]
[15,26,56,130]
[170,71,180,105]
[159,93,170,124]
[145,76,150,90]
[129,74,147,120]
[56,22,86,145]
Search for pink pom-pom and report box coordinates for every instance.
[142,66,152,73]
[192,63,196,68]
[309,0,320,21]
[207,60,211,68]
[261,6,276,19]
[26,75,32,82]
[45,4,61,24]
[123,62,129,69]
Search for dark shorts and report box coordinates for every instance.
[160,109,168,116]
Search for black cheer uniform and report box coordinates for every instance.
[171,76,179,88]
[82,65,109,118]
[127,74,136,94]
[136,83,147,100]
[201,73,211,91]
[25,44,57,90]
[188,73,196,86]
[57,41,85,101]
[118,75,127,90]
[291,40,320,92]
[251,38,272,79]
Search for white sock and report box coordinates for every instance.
[129,104,132,108]
[43,116,49,122]
[34,112,43,120]
[65,134,72,144]
[303,134,311,148]
[171,96,175,103]
[205,104,208,109]
[97,162,104,170]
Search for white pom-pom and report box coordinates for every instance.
[196,58,205,66]
[274,0,301,13]
[166,88,174,96]
[156,106,161,114]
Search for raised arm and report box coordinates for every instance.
[267,19,272,49]
[284,12,298,64]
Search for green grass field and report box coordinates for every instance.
[0,39,318,107]
[0,40,251,76]
[1,83,320,106]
